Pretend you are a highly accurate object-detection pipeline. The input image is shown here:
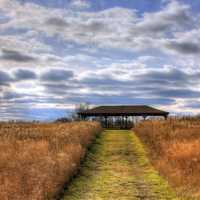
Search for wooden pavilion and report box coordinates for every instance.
[78,105,169,129]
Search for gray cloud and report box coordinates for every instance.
[14,69,37,80]
[42,82,81,94]
[45,17,69,27]
[136,68,189,86]
[135,1,192,35]
[0,1,196,55]
[80,20,108,33]
[164,41,200,54]
[2,91,23,100]
[152,89,200,98]
[67,93,175,106]
[0,70,13,86]
[1,49,37,62]
[40,69,74,82]
[81,68,191,88]
[81,76,123,87]
[78,68,200,100]
[134,69,200,98]
[184,100,200,109]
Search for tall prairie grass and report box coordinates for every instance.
[133,118,200,198]
[0,121,102,200]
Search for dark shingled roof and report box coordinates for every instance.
[78,105,169,116]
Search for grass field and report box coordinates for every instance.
[62,130,178,200]
[134,118,200,199]
[0,121,102,200]
[1,119,199,200]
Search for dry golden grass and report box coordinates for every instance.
[0,121,102,200]
[133,118,200,198]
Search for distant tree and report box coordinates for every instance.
[72,102,90,121]
[75,102,90,112]
[55,117,71,123]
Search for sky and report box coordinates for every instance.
[0,0,200,121]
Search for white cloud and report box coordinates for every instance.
[0,0,196,53]
[135,1,192,36]
[69,0,91,10]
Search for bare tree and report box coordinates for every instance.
[72,102,90,121]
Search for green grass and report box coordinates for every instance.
[61,130,181,200]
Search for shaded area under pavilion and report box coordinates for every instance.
[78,105,169,129]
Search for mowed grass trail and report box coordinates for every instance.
[62,130,179,200]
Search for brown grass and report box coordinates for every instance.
[133,118,200,198]
[0,121,102,200]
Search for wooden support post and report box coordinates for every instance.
[132,116,135,128]
[111,117,113,128]
[105,116,108,128]
[125,116,128,129]
[81,115,86,121]
[143,116,147,120]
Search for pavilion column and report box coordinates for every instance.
[105,116,108,128]
[122,116,125,129]
[81,115,86,121]
[120,116,123,129]
[132,116,135,127]
[125,116,128,129]
[143,115,147,120]
[164,114,168,120]
[112,117,114,128]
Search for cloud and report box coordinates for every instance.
[2,91,23,100]
[80,76,123,87]
[45,17,69,27]
[0,34,52,58]
[42,82,81,94]
[133,68,200,99]
[0,0,195,54]
[67,93,175,106]
[14,69,37,80]
[0,70,13,86]
[135,1,192,36]
[136,68,189,86]
[69,0,91,10]
[40,69,74,82]
[153,89,200,98]
[0,49,37,62]
[165,40,200,55]
[184,100,200,109]
[163,29,200,55]
[77,68,200,100]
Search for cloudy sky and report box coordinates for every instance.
[0,0,200,121]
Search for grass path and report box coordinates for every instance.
[61,130,179,200]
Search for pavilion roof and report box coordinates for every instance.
[78,105,169,116]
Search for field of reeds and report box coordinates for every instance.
[133,118,200,198]
[0,121,102,200]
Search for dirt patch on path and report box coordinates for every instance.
[61,130,180,200]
